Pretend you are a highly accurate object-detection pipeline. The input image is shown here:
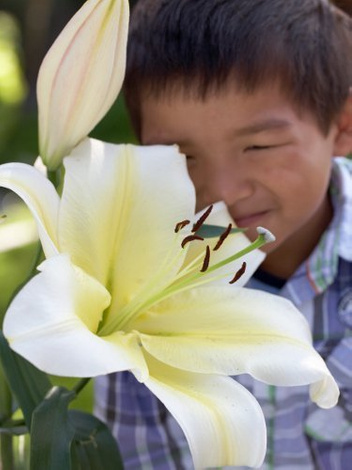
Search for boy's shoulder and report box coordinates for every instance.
[317,157,352,265]
[332,156,352,194]
[278,158,352,303]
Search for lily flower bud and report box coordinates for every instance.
[37,0,129,170]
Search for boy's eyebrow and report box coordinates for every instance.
[233,118,292,137]
[142,119,292,146]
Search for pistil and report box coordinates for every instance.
[100,214,274,336]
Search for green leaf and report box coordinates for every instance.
[0,331,51,428]
[196,224,245,239]
[70,411,124,470]
[30,386,75,470]
[29,386,124,470]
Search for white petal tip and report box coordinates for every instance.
[310,376,340,409]
[34,156,48,175]
[256,226,276,243]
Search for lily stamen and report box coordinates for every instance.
[162,227,275,299]
[192,204,213,232]
[200,245,211,272]
[103,227,275,334]
[213,223,233,251]
[181,234,204,248]
[229,261,247,284]
[175,219,191,233]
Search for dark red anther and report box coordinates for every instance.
[175,219,191,233]
[181,234,204,248]
[229,262,247,284]
[200,245,211,272]
[213,223,233,251]
[192,205,213,232]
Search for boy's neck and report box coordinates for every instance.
[260,196,334,280]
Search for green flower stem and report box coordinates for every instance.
[47,169,60,188]
[0,435,14,470]
[0,363,11,421]
[72,378,91,396]
[0,362,14,470]
[29,241,44,277]
[48,166,64,195]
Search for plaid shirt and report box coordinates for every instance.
[94,157,352,470]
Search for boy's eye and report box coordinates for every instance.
[245,145,272,152]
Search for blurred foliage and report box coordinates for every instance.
[0,13,26,104]
[0,12,28,161]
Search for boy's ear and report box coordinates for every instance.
[334,89,352,156]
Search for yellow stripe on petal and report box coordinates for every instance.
[59,139,136,286]
[144,354,266,469]
[110,144,196,314]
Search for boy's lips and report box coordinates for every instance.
[234,210,270,228]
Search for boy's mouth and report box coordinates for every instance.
[234,211,270,228]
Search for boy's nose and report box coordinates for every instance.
[198,163,254,209]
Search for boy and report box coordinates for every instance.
[95,0,352,468]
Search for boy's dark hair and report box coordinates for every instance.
[333,0,352,16]
[124,0,352,138]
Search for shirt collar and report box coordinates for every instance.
[282,157,352,303]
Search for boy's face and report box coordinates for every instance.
[140,84,339,277]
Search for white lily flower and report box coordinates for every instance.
[0,139,339,469]
[37,0,129,170]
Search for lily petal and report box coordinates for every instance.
[59,139,196,309]
[3,254,148,379]
[134,287,339,408]
[37,0,129,169]
[144,353,266,469]
[0,163,59,257]
[309,374,340,409]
